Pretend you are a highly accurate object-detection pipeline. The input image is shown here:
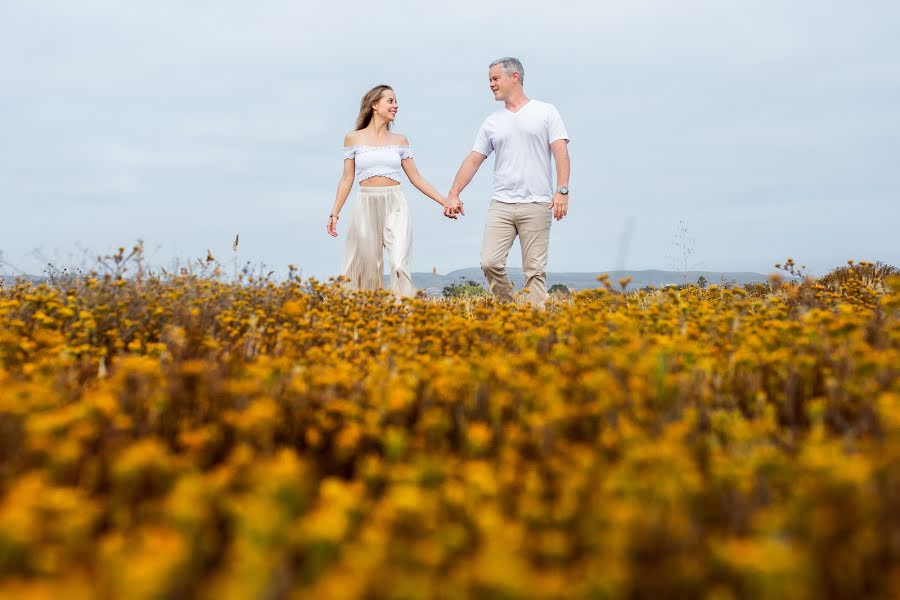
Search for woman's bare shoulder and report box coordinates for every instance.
[344,131,362,146]
[391,133,410,146]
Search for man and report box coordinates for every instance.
[445,57,570,308]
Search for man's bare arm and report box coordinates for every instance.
[550,140,570,189]
[549,140,570,220]
[445,151,488,216]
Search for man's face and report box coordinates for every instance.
[488,65,518,101]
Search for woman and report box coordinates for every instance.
[328,84,451,297]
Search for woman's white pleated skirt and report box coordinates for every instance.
[342,185,415,297]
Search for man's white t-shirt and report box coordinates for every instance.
[472,99,569,204]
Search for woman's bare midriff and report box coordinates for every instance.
[360,176,400,187]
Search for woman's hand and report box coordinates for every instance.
[438,197,457,220]
[327,214,339,237]
[443,195,464,219]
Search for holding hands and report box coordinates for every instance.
[442,194,465,220]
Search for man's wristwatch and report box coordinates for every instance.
[557,186,569,196]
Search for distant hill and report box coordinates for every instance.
[0,274,46,284]
[3,269,769,293]
[407,268,770,295]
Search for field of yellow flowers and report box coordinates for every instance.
[0,259,898,599]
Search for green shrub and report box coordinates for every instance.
[442,278,489,298]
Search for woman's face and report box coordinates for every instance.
[372,90,398,123]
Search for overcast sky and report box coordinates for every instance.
[1,0,898,278]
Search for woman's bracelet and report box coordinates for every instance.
[329,214,339,220]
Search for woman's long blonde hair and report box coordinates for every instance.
[355,84,393,131]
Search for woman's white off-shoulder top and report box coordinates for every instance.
[343,145,412,183]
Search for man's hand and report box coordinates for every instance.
[549,192,568,220]
[444,194,465,219]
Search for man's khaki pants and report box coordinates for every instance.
[480,200,552,308]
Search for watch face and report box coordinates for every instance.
[559,187,569,195]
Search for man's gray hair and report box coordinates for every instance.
[489,57,524,84]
